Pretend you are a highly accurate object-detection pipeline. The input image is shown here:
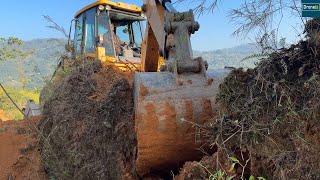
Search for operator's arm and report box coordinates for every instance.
[112,32,123,55]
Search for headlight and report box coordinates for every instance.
[98,5,105,11]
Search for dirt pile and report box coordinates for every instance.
[208,19,320,178]
[0,117,46,180]
[38,60,137,180]
[177,152,234,180]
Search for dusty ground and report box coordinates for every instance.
[0,117,46,180]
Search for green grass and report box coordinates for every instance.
[0,87,40,120]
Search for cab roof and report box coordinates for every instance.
[75,0,142,18]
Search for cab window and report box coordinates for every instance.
[97,11,115,57]
[132,21,143,47]
[74,14,83,54]
[84,8,96,53]
[115,24,130,44]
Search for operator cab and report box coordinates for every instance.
[71,1,145,64]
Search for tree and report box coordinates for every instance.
[43,15,68,39]
[175,0,304,52]
[0,37,34,88]
[0,37,30,61]
[0,37,31,118]
[173,0,219,15]
[229,0,304,51]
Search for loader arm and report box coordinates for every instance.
[141,0,165,72]
[141,0,205,73]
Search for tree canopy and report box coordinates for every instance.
[0,37,30,61]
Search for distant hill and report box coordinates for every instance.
[0,38,65,89]
[0,39,259,89]
[194,43,260,70]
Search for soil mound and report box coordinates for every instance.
[177,152,232,180]
[210,19,320,178]
[38,61,137,180]
[0,117,46,180]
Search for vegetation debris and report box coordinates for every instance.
[207,19,320,179]
[38,60,137,180]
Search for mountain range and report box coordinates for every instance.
[0,39,65,89]
[194,43,260,70]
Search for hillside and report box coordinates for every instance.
[0,38,65,89]
[0,39,258,89]
[194,43,259,70]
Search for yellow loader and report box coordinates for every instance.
[65,0,227,176]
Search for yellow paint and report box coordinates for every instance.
[75,0,144,73]
[100,55,117,63]
[75,0,142,17]
[104,56,141,72]
[158,56,165,71]
[114,62,141,72]
[96,47,107,61]
[94,49,141,72]
[85,53,96,59]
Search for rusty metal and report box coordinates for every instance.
[134,70,229,176]
[142,0,166,54]
[141,23,161,72]
[163,10,204,74]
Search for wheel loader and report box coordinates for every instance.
[30,0,229,176]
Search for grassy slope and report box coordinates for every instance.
[0,87,39,120]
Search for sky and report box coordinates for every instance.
[0,0,303,51]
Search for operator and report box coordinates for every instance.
[110,23,123,55]
[110,23,141,58]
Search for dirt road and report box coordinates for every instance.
[0,117,46,180]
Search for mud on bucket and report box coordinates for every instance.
[133,70,228,176]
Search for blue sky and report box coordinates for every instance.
[0,0,303,50]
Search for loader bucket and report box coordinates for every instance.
[134,69,229,176]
